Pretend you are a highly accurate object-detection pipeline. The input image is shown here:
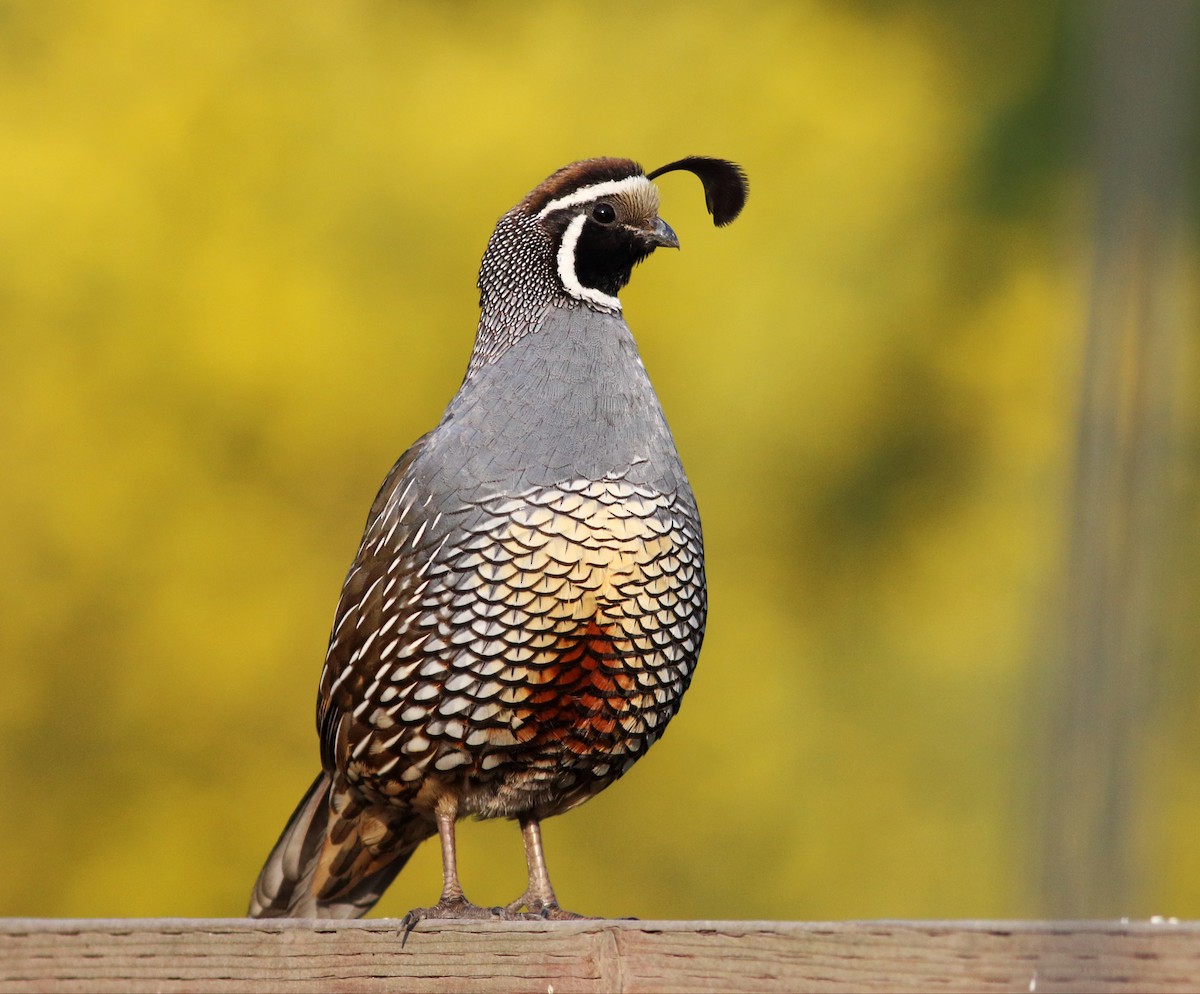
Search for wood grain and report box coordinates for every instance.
[2,918,1199,993]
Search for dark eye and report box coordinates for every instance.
[591,202,616,224]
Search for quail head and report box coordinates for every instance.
[248,155,748,928]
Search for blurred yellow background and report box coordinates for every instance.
[2,1,1197,922]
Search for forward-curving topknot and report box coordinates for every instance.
[647,156,749,226]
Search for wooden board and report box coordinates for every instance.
[3,918,1199,993]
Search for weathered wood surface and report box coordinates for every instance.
[2,918,1198,993]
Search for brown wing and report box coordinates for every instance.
[317,433,433,774]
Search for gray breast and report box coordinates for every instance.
[419,304,690,499]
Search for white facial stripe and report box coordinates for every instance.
[557,213,621,312]
[536,174,653,220]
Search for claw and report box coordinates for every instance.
[399,897,503,946]
[538,904,594,922]
[503,891,595,921]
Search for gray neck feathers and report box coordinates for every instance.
[429,305,687,495]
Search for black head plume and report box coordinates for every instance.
[647,156,748,227]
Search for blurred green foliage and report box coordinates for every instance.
[0,1,1195,921]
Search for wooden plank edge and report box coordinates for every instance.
[2,919,1199,994]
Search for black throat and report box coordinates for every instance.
[570,222,652,298]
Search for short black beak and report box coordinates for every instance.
[649,216,680,249]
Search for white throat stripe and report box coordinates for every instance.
[536,174,653,219]
[556,213,621,312]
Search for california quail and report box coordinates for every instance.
[248,155,748,926]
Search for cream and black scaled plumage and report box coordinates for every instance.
[248,155,748,926]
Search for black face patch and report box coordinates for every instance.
[537,177,665,304]
[571,220,658,297]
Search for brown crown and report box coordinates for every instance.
[519,157,644,215]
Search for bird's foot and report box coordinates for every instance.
[504,892,597,921]
[535,904,596,921]
[400,897,504,944]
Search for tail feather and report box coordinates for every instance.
[248,772,425,918]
